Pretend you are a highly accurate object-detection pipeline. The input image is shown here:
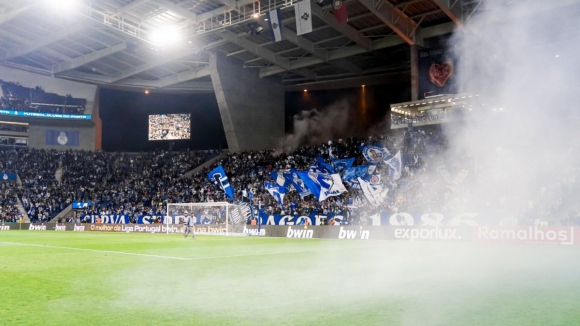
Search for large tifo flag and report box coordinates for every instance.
[264,182,286,204]
[385,151,402,180]
[208,165,235,199]
[362,145,390,164]
[46,130,79,146]
[267,8,283,42]
[295,0,313,35]
[358,177,388,207]
[296,171,347,201]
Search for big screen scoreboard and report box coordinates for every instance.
[148,114,191,141]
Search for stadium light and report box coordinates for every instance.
[252,12,259,19]
[46,0,77,11]
[149,27,181,46]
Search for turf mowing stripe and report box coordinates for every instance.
[0,241,191,261]
[0,241,385,261]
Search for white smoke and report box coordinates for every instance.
[279,99,351,153]
[443,0,580,221]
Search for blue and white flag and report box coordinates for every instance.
[342,165,370,189]
[342,166,370,183]
[270,170,292,188]
[362,145,390,164]
[358,177,388,207]
[208,165,235,199]
[295,0,312,35]
[267,8,283,42]
[232,201,255,224]
[385,151,402,180]
[316,156,335,173]
[288,169,312,198]
[331,158,355,174]
[46,130,80,146]
[264,182,286,204]
[296,171,347,201]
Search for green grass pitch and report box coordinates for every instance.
[1,231,579,325]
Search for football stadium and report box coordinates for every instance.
[1,0,580,325]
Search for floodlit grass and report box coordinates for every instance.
[1,231,580,325]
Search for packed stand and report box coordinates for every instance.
[0,148,218,223]
[0,182,22,223]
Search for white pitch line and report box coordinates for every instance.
[0,241,385,261]
[0,242,191,261]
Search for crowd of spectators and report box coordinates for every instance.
[0,148,218,223]
[1,123,579,226]
[0,81,86,115]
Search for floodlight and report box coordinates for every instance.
[46,0,77,11]
[149,27,182,46]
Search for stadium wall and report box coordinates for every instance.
[210,52,285,152]
[27,122,95,150]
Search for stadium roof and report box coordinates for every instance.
[0,0,538,92]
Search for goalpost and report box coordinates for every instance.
[165,202,256,236]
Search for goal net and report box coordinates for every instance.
[165,202,256,236]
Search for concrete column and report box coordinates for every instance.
[410,44,420,101]
[210,52,285,152]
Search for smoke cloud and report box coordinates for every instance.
[442,0,580,221]
[279,99,352,153]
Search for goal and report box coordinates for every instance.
[165,202,255,236]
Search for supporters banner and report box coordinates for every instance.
[418,45,458,98]
[258,211,348,226]
[45,130,80,146]
[362,145,390,164]
[0,172,17,182]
